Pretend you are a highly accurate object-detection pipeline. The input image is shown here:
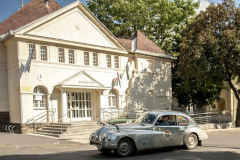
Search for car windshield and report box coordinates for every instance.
[135,113,156,124]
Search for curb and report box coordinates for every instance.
[0,142,89,149]
[205,127,240,133]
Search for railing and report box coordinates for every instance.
[26,108,56,131]
[100,108,146,122]
[58,109,72,134]
[189,110,233,124]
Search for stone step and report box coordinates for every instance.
[42,127,68,131]
[35,132,60,137]
[67,127,100,131]
[46,125,69,128]
[61,131,94,136]
[36,129,65,134]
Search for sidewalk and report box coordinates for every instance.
[1,127,240,148]
[0,132,83,148]
[205,127,240,133]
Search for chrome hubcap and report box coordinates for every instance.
[188,137,195,146]
[119,142,130,153]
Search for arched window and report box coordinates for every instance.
[108,90,117,107]
[33,86,47,108]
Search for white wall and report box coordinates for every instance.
[0,43,9,112]
[5,40,21,123]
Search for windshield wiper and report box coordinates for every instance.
[112,123,119,132]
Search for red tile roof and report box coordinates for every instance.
[118,30,170,56]
[0,0,61,35]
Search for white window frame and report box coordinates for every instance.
[114,56,119,68]
[58,48,65,63]
[84,52,89,65]
[29,44,36,60]
[108,90,117,108]
[33,86,47,109]
[40,46,47,61]
[106,55,111,68]
[69,50,74,64]
[147,60,154,72]
[93,53,98,66]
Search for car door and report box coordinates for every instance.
[153,115,181,148]
[176,115,190,143]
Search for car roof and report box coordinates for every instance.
[148,110,190,117]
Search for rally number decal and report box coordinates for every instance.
[163,130,172,140]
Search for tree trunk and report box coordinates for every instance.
[236,101,240,127]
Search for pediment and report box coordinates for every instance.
[58,71,104,87]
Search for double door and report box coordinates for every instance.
[67,92,92,121]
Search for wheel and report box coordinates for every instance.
[98,148,112,154]
[115,138,134,157]
[185,134,198,150]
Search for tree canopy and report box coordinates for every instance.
[179,0,240,126]
[87,0,198,54]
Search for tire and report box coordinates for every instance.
[115,138,134,157]
[98,148,112,154]
[185,134,198,150]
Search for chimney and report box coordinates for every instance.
[45,0,49,7]
[21,0,24,8]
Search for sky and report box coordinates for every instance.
[0,0,239,23]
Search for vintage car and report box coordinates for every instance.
[90,110,208,157]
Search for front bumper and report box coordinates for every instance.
[90,140,117,150]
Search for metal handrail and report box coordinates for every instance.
[58,109,72,134]
[26,108,56,131]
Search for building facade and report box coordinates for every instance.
[0,0,174,133]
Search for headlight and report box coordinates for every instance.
[100,133,106,141]
[105,136,111,142]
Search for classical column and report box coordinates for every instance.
[61,90,67,118]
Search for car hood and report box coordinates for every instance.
[97,123,151,135]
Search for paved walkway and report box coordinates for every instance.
[0,132,82,148]
[1,127,240,148]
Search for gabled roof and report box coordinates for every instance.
[118,30,174,59]
[0,0,61,35]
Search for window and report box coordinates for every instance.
[29,44,36,60]
[40,46,47,61]
[69,50,74,64]
[177,116,189,126]
[114,56,119,68]
[84,52,89,65]
[155,115,176,126]
[33,86,47,108]
[106,55,111,68]
[108,90,117,107]
[58,48,65,63]
[148,60,154,72]
[93,53,98,66]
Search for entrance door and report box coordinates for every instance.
[67,92,92,121]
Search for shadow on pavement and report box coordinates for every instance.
[1,146,240,160]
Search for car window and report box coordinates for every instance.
[155,115,177,126]
[135,113,156,124]
[177,116,189,126]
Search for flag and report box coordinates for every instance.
[116,70,121,88]
[126,64,130,80]
[112,78,118,88]
[23,44,35,73]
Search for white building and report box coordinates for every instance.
[0,0,174,133]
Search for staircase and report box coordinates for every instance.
[35,121,102,143]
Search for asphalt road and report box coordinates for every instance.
[1,131,240,160]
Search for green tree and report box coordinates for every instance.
[179,0,240,126]
[87,0,198,54]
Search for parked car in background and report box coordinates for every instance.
[90,110,208,157]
